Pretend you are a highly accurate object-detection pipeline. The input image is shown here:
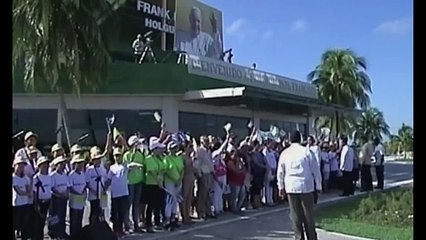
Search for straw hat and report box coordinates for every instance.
[70,155,85,165]
[28,146,39,154]
[36,156,49,166]
[52,156,67,165]
[90,148,103,160]
[51,144,63,153]
[70,144,82,153]
[13,157,27,166]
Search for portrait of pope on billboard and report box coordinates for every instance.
[174,0,223,59]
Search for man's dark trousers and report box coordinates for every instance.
[360,164,373,191]
[287,192,318,240]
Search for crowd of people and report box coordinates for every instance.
[12,123,386,240]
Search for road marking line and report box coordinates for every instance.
[136,179,412,240]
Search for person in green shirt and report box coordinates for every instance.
[163,141,185,230]
[144,137,166,233]
[123,135,145,232]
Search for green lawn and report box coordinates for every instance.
[316,188,413,240]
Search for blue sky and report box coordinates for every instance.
[201,0,413,134]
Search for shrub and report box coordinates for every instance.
[350,188,413,227]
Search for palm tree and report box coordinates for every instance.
[353,107,391,145]
[308,49,373,138]
[13,0,116,95]
[391,123,413,159]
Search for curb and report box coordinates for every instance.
[135,178,413,240]
[316,228,375,240]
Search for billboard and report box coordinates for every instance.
[174,0,224,60]
[107,0,177,58]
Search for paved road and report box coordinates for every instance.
[46,161,412,239]
[374,161,413,185]
[124,161,412,240]
[135,210,371,240]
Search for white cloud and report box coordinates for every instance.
[262,30,274,39]
[373,18,413,35]
[226,18,247,35]
[291,19,308,32]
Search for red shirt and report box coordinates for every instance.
[226,158,246,186]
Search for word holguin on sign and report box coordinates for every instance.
[187,55,318,99]
[137,0,175,34]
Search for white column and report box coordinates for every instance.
[253,116,260,129]
[161,97,179,133]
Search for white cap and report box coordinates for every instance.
[24,131,38,141]
[127,135,139,147]
[149,137,165,151]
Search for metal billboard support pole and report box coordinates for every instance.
[161,0,167,51]
[57,87,72,149]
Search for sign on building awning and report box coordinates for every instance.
[186,54,318,99]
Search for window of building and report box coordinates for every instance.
[12,109,57,148]
[65,109,161,147]
[179,112,249,142]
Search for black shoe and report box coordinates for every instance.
[171,221,181,228]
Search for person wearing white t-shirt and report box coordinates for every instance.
[328,146,339,190]
[12,157,32,240]
[106,147,142,237]
[48,156,70,239]
[307,135,321,202]
[33,156,52,240]
[263,143,277,206]
[339,136,355,196]
[373,138,386,190]
[68,156,87,237]
[86,149,108,224]
[23,146,39,186]
[320,145,330,193]
[15,131,43,163]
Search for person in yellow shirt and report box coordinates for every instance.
[164,141,184,230]
[144,137,166,233]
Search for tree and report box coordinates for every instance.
[308,49,373,138]
[353,107,391,145]
[391,123,413,159]
[13,0,116,95]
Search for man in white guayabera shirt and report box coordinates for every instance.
[174,6,223,59]
[277,131,321,240]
